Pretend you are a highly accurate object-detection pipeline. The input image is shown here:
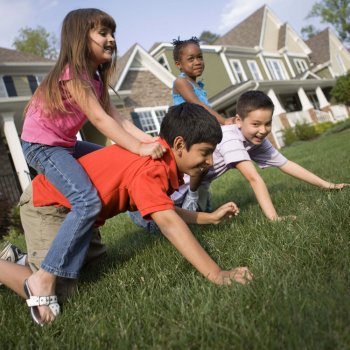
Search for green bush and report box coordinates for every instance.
[282,127,298,146]
[314,121,334,135]
[294,121,318,141]
[322,118,350,136]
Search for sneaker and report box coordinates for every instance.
[0,241,25,263]
[0,241,27,286]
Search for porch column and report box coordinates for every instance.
[315,86,334,119]
[297,87,318,123]
[1,112,30,191]
[267,89,286,149]
[267,89,290,128]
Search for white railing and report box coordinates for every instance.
[330,104,349,121]
[314,110,333,123]
[285,110,313,127]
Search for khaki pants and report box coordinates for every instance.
[19,184,107,300]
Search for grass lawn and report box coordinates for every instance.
[1,128,349,349]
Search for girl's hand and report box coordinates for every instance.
[327,183,350,190]
[215,267,253,285]
[210,202,239,224]
[139,142,166,159]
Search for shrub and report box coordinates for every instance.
[0,202,23,240]
[294,121,318,141]
[322,119,350,136]
[282,127,298,146]
[314,121,334,135]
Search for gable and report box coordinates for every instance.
[114,44,175,92]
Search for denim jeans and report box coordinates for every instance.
[21,140,103,278]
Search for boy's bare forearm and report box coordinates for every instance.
[151,210,221,282]
[279,161,337,188]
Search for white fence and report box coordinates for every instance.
[271,104,349,149]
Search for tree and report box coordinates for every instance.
[12,26,58,59]
[301,25,321,40]
[302,0,350,44]
[199,31,220,45]
[331,71,350,106]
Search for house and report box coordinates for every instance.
[0,47,54,204]
[0,44,174,205]
[1,5,350,205]
[150,5,350,148]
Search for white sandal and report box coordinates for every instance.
[23,279,60,326]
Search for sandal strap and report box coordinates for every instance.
[26,295,58,307]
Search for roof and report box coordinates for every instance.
[214,6,265,47]
[305,29,331,66]
[111,44,137,86]
[0,47,52,63]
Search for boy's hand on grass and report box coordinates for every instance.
[215,267,253,285]
[272,215,297,222]
[327,183,350,190]
[211,202,240,224]
[139,141,166,159]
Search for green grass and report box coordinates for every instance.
[1,129,350,349]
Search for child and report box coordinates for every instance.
[20,8,165,318]
[176,90,349,220]
[10,103,252,325]
[171,37,234,210]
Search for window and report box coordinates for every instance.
[247,60,263,80]
[266,59,288,80]
[27,75,39,94]
[131,106,168,136]
[229,59,247,83]
[294,59,308,74]
[157,54,170,71]
[2,76,17,97]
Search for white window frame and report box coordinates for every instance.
[247,60,263,80]
[229,59,247,83]
[294,58,308,74]
[157,54,170,71]
[0,76,8,97]
[133,105,169,136]
[266,59,288,80]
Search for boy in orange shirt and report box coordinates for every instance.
[0,103,252,326]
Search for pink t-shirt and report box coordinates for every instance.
[21,66,103,147]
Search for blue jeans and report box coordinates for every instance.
[21,140,103,278]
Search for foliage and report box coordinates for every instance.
[303,0,350,44]
[294,121,318,140]
[322,118,350,135]
[12,26,58,59]
[1,130,350,349]
[331,71,350,106]
[313,121,334,134]
[283,121,336,146]
[0,202,22,240]
[198,31,220,44]
[282,127,298,146]
[301,24,321,40]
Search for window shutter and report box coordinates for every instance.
[131,112,143,130]
[3,76,17,97]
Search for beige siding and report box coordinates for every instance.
[285,31,305,54]
[262,13,279,51]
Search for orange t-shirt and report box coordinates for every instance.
[32,139,183,226]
